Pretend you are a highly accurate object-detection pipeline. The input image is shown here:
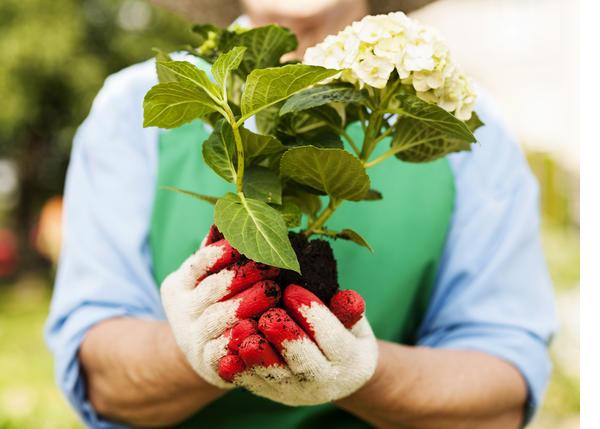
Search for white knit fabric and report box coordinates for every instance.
[232,302,378,405]
[161,244,240,389]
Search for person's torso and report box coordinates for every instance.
[149,118,455,428]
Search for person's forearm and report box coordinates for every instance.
[336,341,527,429]
[80,318,225,427]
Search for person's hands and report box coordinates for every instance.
[220,284,378,405]
[160,227,280,389]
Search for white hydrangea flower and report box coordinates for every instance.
[303,12,476,120]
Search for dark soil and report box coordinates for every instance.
[276,232,339,303]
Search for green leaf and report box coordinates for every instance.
[153,49,177,83]
[280,84,367,116]
[275,198,302,228]
[143,82,219,128]
[243,167,282,204]
[215,193,300,272]
[336,228,372,251]
[362,189,383,200]
[296,129,343,149]
[211,47,247,89]
[465,111,484,133]
[389,93,478,163]
[202,120,237,182]
[156,60,221,101]
[255,105,281,135]
[283,185,322,219]
[239,127,285,164]
[391,92,476,142]
[240,64,340,122]
[224,25,297,76]
[280,146,370,201]
[161,186,218,204]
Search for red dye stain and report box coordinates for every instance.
[238,334,284,368]
[218,354,246,382]
[329,289,365,329]
[234,280,281,320]
[227,319,259,353]
[204,224,224,246]
[195,239,241,285]
[221,261,280,300]
[282,284,325,339]
[258,307,308,352]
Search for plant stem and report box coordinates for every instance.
[303,198,340,237]
[223,106,245,193]
[358,108,367,134]
[372,125,395,145]
[360,111,384,161]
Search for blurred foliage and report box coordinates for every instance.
[0,0,195,270]
[0,277,80,428]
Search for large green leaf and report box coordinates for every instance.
[211,47,246,89]
[156,60,221,101]
[215,193,300,272]
[280,146,370,201]
[389,93,478,163]
[153,49,177,83]
[391,117,474,163]
[391,93,476,141]
[224,25,297,76]
[243,167,282,204]
[202,120,237,182]
[296,129,343,149]
[240,64,340,122]
[280,84,367,116]
[239,127,285,164]
[143,82,219,128]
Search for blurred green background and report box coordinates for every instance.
[0,0,579,428]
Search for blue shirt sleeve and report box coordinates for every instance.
[44,59,164,429]
[418,93,558,424]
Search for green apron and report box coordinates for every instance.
[149,119,455,428]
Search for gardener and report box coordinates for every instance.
[46,1,557,428]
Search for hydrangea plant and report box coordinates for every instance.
[143,12,483,274]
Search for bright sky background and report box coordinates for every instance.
[412,0,578,171]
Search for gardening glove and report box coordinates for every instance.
[160,226,281,389]
[218,284,378,405]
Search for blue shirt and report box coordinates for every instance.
[45,54,557,428]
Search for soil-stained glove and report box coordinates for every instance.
[219,284,378,405]
[161,227,280,389]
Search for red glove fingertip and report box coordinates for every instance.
[282,284,324,339]
[223,261,280,300]
[329,289,365,329]
[218,354,246,382]
[258,307,308,352]
[238,334,284,367]
[227,319,259,353]
[235,280,281,319]
[196,239,241,284]
[204,224,224,246]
